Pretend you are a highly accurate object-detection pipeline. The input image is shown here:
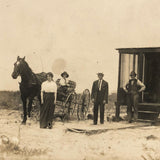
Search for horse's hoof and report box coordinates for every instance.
[21,121,26,125]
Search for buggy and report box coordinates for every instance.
[55,80,78,121]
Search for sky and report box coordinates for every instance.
[0,0,160,93]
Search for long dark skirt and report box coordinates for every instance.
[40,92,55,128]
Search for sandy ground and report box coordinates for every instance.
[0,109,160,160]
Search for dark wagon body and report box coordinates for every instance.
[115,47,160,122]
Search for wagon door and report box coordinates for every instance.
[143,53,160,103]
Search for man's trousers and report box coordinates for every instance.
[126,93,139,122]
[93,101,105,124]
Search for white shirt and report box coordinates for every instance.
[98,79,103,91]
[59,78,69,86]
[123,78,145,92]
[41,80,57,93]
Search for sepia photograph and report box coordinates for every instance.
[0,0,160,159]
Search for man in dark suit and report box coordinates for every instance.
[91,73,108,125]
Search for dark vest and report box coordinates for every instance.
[126,79,138,94]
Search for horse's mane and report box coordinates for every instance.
[19,60,34,82]
[19,59,47,85]
[21,60,33,73]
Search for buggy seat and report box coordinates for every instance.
[56,80,76,101]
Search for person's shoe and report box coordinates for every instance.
[48,126,52,129]
[40,126,47,129]
[48,123,52,129]
[128,120,132,123]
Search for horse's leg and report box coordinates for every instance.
[21,96,27,124]
[38,93,41,105]
[28,98,33,117]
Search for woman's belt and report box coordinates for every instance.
[44,92,55,94]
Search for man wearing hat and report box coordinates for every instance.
[123,71,145,123]
[91,73,108,125]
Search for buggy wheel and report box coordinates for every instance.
[64,91,77,120]
[78,89,91,120]
[77,104,81,121]
[77,102,90,120]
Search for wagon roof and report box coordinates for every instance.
[116,47,160,54]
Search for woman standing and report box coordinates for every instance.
[40,72,57,129]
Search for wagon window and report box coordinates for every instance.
[120,53,138,88]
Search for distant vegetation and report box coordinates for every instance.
[0,91,21,110]
[0,91,117,110]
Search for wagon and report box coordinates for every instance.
[115,47,160,123]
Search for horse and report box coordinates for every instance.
[11,56,47,124]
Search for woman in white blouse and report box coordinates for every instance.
[40,72,57,129]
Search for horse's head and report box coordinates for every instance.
[12,56,25,79]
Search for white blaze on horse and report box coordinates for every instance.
[11,56,47,124]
